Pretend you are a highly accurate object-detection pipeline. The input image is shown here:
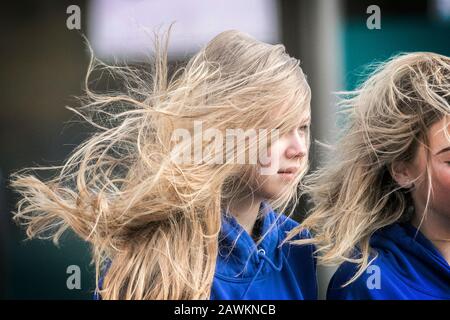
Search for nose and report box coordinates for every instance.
[285,130,307,159]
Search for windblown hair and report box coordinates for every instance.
[10,30,311,299]
[287,52,450,284]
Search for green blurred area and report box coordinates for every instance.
[8,230,95,299]
[337,14,450,133]
[344,16,450,90]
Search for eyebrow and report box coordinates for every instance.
[435,146,450,155]
[300,117,311,124]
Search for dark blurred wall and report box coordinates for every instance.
[0,0,94,299]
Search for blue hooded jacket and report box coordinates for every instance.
[327,222,450,300]
[94,202,317,300]
[210,201,317,300]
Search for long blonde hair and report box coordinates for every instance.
[10,29,311,299]
[287,52,450,284]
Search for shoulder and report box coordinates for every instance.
[327,254,398,300]
[327,224,404,300]
[327,260,372,300]
[276,214,312,240]
[94,258,112,300]
[275,214,318,299]
[326,249,414,300]
[276,214,316,263]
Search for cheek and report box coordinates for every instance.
[430,163,450,215]
[261,178,285,199]
[260,140,284,167]
[251,172,285,199]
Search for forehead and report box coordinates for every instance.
[270,101,311,124]
[429,116,450,150]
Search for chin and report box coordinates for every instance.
[261,187,289,200]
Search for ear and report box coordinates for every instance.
[390,161,414,188]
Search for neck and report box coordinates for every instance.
[228,196,263,237]
[412,209,450,265]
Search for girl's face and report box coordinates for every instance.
[404,116,450,220]
[252,114,310,200]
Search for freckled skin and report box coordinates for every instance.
[409,116,450,221]
[403,116,450,263]
[253,123,309,200]
[228,112,310,235]
[428,151,450,220]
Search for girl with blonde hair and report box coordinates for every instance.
[10,30,317,300]
[288,52,450,299]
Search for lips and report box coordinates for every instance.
[277,167,299,174]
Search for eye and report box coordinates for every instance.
[297,124,310,133]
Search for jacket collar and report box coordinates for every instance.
[215,201,284,279]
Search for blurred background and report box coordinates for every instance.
[1,0,450,299]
